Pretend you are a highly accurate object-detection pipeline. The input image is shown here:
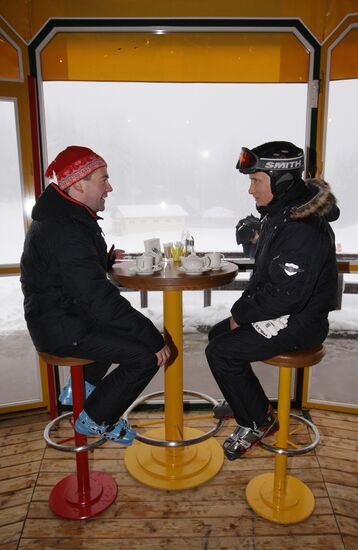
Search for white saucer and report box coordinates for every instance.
[211,261,229,271]
[129,265,163,275]
[177,266,211,275]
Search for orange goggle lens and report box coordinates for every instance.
[237,148,258,170]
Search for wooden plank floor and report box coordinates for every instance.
[0,408,357,549]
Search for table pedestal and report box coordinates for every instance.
[124,289,224,489]
[124,427,223,490]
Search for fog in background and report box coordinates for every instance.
[43,81,308,252]
[325,79,358,228]
[1,80,357,264]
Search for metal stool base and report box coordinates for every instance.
[125,426,223,490]
[259,412,320,456]
[246,472,315,524]
[49,471,118,520]
[44,411,106,453]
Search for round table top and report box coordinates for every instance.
[110,260,238,291]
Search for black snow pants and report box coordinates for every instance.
[53,325,160,426]
[205,316,328,429]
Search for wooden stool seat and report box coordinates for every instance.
[40,352,117,519]
[39,352,94,367]
[246,344,325,525]
[263,345,325,369]
[39,353,94,421]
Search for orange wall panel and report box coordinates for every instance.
[330,28,358,80]
[40,32,309,83]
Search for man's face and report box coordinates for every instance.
[248,171,273,207]
[81,167,113,212]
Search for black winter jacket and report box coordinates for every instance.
[231,179,339,335]
[20,184,165,353]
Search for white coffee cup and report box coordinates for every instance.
[180,254,211,272]
[144,251,161,266]
[136,254,154,272]
[207,252,224,268]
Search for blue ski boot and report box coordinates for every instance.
[75,410,136,446]
[59,378,96,406]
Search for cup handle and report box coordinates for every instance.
[204,256,211,268]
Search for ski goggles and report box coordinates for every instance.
[236,147,304,174]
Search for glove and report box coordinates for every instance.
[252,315,290,339]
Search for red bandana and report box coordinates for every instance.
[45,146,107,190]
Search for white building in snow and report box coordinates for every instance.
[112,203,189,234]
[202,206,238,227]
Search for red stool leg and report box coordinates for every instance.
[46,363,58,420]
[49,365,118,519]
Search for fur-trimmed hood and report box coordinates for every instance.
[290,178,339,221]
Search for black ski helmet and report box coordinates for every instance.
[236,141,304,199]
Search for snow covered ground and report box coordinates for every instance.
[2,272,358,338]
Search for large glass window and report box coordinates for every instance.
[43,81,307,252]
[0,100,42,412]
[325,78,358,254]
[40,28,310,403]
[0,99,26,264]
[306,26,358,412]
[0,276,43,410]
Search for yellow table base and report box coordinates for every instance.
[246,472,315,524]
[124,426,224,490]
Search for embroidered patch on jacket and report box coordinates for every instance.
[279,262,304,276]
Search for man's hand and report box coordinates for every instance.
[155,345,171,367]
[230,317,240,330]
[252,315,290,339]
[114,248,125,259]
[107,244,125,269]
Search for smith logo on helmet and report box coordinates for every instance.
[264,159,303,170]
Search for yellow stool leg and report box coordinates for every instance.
[124,290,224,490]
[273,366,291,504]
[246,366,315,523]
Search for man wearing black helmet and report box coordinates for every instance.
[206,141,339,460]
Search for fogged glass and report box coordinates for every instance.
[0,100,25,264]
[43,81,307,253]
[0,276,42,409]
[308,293,358,408]
[325,79,358,254]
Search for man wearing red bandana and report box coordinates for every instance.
[21,146,170,445]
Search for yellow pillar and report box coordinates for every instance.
[164,290,184,441]
[124,289,224,489]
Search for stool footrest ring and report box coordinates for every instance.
[44,412,106,452]
[259,412,320,456]
[123,390,224,448]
